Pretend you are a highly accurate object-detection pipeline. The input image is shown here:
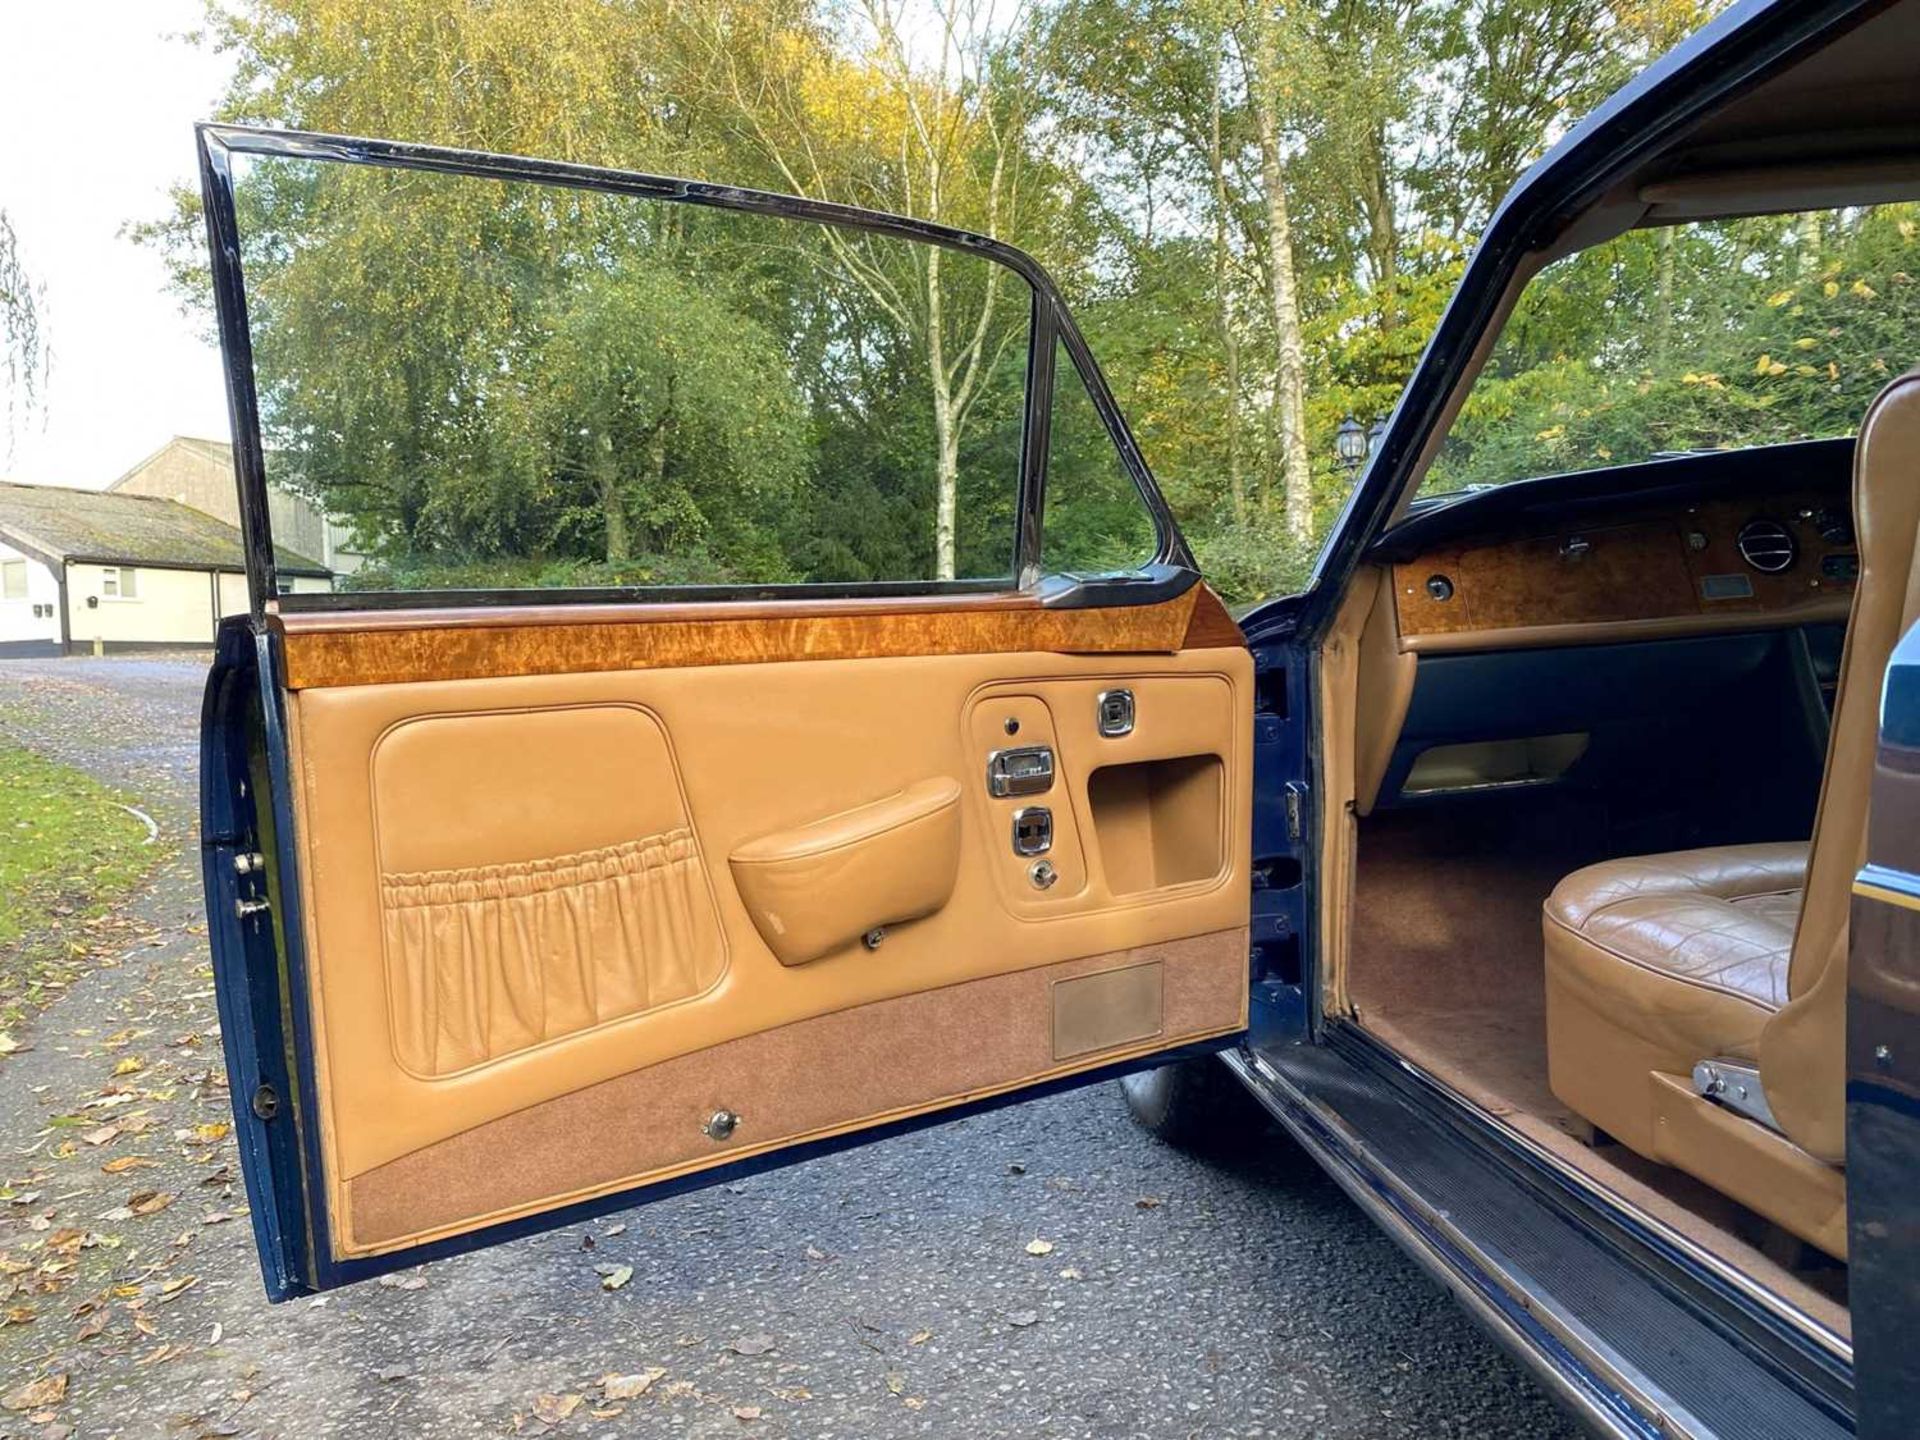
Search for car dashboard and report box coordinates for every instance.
[1371,439,1857,653]
[1356,439,1852,823]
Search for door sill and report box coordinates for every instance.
[1332,1019,1851,1364]
[1228,1036,1852,1440]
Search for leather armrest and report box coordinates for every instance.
[729,777,963,965]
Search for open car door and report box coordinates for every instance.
[194,126,1254,1297]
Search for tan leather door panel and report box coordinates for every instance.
[372,705,726,1076]
[281,610,1251,1257]
[730,776,963,965]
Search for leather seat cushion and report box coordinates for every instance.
[1544,841,1807,1062]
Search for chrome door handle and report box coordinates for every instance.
[987,745,1054,798]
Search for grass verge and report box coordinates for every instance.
[0,740,157,1038]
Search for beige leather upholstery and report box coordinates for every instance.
[285,646,1252,1255]
[729,776,962,966]
[1546,842,1804,1056]
[1543,367,1920,1257]
[1762,367,1920,1161]
[1545,844,1803,1157]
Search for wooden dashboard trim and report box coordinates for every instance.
[273,585,1245,689]
[1399,595,1852,653]
[1391,491,1857,650]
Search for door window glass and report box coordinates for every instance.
[1045,339,1158,574]
[229,153,1036,594]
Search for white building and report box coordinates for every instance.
[0,479,331,656]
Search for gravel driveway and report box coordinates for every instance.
[0,654,1579,1439]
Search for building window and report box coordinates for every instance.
[101,566,139,599]
[1,559,25,600]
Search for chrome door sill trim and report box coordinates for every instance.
[1229,1047,1686,1440]
[1331,1021,1853,1370]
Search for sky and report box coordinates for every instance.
[0,1,236,490]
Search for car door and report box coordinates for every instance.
[194,125,1254,1297]
[1850,618,1920,1439]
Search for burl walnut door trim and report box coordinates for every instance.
[273,585,1243,689]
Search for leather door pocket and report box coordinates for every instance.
[730,777,963,965]
[1087,756,1225,896]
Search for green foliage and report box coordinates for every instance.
[141,0,1746,608]
[1433,207,1920,490]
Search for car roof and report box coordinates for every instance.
[1511,0,1919,250]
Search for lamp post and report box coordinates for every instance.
[1335,415,1368,474]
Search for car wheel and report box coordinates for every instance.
[1120,1052,1268,1152]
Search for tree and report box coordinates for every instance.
[0,209,46,453]
[141,0,1739,606]
[535,264,809,572]
[693,0,1046,578]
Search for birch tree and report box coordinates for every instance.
[1241,8,1314,545]
[697,0,1038,578]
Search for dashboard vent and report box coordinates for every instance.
[1736,518,1797,574]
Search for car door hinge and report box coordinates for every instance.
[1284,781,1309,842]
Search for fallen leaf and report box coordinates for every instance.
[1006,1161,1026,1174]
[884,1371,906,1395]
[192,1122,231,1144]
[0,1032,20,1057]
[597,1264,633,1292]
[1024,1238,1053,1256]
[768,1385,812,1402]
[208,1322,224,1345]
[4,1373,68,1411]
[903,1396,927,1411]
[908,1329,932,1346]
[1006,1310,1039,1328]
[128,1191,175,1217]
[600,1368,665,1400]
[733,1405,763,1421]
[377,1271,427,1291]
[375,1364,409,1382]
[1134,1196,1163,1210]
[531,1393,582,1425]
[726,1333,777,1356]
[602,1223,626,1237]
[101,1156,155,1174]
[80,1126,120,1147]
[1059,1266,1084,1281]
[112,1057,146,1077]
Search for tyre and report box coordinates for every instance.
[1119,1051,1268,1152]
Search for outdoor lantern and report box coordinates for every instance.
[1335,415,1368,470]
[1367,418,1387,458]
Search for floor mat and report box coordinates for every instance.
[1346,791,1849,1330]
[1349,792,1610,1134]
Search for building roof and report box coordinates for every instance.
[106,434,235,490]
[0,480,329,577]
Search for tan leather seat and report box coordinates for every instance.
[1543,366,1920,1260]
[1546,842,1805,1107]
